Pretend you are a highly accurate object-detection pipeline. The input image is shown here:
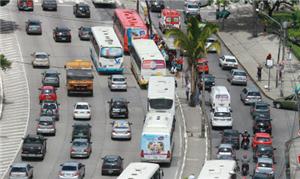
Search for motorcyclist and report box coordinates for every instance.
[241,153,250,176]
[241,130,250,146]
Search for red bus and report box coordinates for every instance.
[17,0,34,11]
[113,8,149,53]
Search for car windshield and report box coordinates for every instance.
[218,147,232,153]
[207,39,216,43]
[36,54,48,59]
[29,21,40,26]
[57,28,69,32]
[76,104,88,110]
[39,121,53,125]
[215,112,231,117]
[224,130,239,137]
[42,89,53,94]
[79,5,89,10]
[258,149,273,155]
[62,165,77,171]
[234,71,246,76]
[203,75,215,81]
[114,122,129,129]
[42,103,57,109]
[11,167,27,172]
[24,137,42,144]
[226,58,236,62]
[45,73,58,78]
[113,78,125,82]
[149,99,173,110]
[256,105,269,110]
[81,27,91,31]
[187,4,198,8]
[248,92,260,96]
[73,141,87,147]
[258,162,272,168]
[105,157,118,163]
[257,137,270,142]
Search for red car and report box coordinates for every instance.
[196,58,209,74]
[39,86,57,103]
[252,133,272,149]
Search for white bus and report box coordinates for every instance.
[197,160,238,179]
[117,162,163,179]
[91,0,115,6]
[130,39,167,88]
[90,26,124,74]
[148,76,176,120]
[140,112,174,164]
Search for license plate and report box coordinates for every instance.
[108,170,113,174]
[62,37,66,40]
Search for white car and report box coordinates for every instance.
[9,163,33,179]
[219,55,238,70]
[108,74,127,91]
[31,52,50,68]
[210,106,232,129]
[73,102,91,120]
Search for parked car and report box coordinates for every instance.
[73,2,90,18]
[9,163,33,179]
[108,97,129,118]
[70,138,92,159]
[216,143,236,160]
[73,102,91,120]
[255,157,274,177]
[36,116,56,136]
[196,58,209,74]
[41,0,57,11]
[53,26,71,42]
[58,161,85,179]
[26,19,42,35]
[253,118,272,135]
[39,85,57,103]
[111,120,132,140]
[41,69,60,87]
[108,74,127,91]
[252,133,272,150]
[149,0,165,12]
[221,129,240,150]
[78,26,91,40]
[273,94,298,111]
[40,100,59,121]
[199,74,215,91]
[101,155,123,176]
[31,52,50,68]
[210,106,232,129]
[250,101,270,119]
[205,37,218,53]
[21,134,47,160]
[253,144,276,162]
[72,123,91,142]
[240,86,262,105]
[227,69,247,86]
[183,1,200,19]
[219,55,238,70]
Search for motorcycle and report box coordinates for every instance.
[241,163,249,176]
[241,136,250,150]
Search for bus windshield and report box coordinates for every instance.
[149,99,173,110]
[100,47,123,58]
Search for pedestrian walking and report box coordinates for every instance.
[188,174,195,179]
[186,82,191,101]
[184,71,190,86]
[257,64,263,81]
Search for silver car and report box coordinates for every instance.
[36,116,56,136]
[9,163,33,179]
[255,157,274,176]
[111,120,132,140]
[227,69,247,86]
[108,75,127,91]
[70,138,92,158]
[240,86,262,105]
[58,161,85,179]
[31,52,50,68]
[216,143,236,160]
[184,1,200,16]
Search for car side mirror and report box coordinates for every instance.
[90,142,93,144]
[273,148,277,150]
[230,109,233,112]
[70,141,72,143]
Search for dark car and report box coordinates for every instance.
[149,0,165,12]
[42,69,60,87]
[42,0,57,11]
[221,129,240,150]
[253,119,272,135]
[200,74,215,91]
[21,134,47,160]
[53,26,71,42]
[101,155,123,176]
[273,94,298,111]
[78,26,91,40]
[73,3,90,18]
[26,20,42,35]
[252,172,274,179]
[72,123,92,142]
[40,100,60,121]
[108,97,129,118]
[251,101,270,119]
[253,144,276,163]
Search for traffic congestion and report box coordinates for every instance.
[1,0,298,179]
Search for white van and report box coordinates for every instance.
[210,86,231,110]
[197,160,238,179]
[148,76,176,119]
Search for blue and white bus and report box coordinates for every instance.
[90,26,124,74]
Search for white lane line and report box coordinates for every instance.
[176,94,188,179]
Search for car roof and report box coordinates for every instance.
[75,102,89,106]
[56,26,70,30]
[257,157,273,163]
[113,120,130,127]
[112,74,125,78]
[257,144,273,150]
[11,163,30,168]
[254,101,269,106]
[223,55,236,59]
[104,155,121,160]
[215,106,230,112]
[255,133,271,138]
[35,52,48,56]
[219,143,233,148]
[62,161,80,166]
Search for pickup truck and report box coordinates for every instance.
[21,134,47,160]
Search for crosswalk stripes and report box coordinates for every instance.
[0,9,30,179]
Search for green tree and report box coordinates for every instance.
[0,54,12,71]
[166,17,220,106]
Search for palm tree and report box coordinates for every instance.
[0,54,12,71]
[166,16,220,106]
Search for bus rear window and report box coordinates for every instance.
[142,60,165,70]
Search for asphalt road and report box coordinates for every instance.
[149,4,297,178]
[3,2,184,179]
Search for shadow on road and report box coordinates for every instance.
[0,19,19,34]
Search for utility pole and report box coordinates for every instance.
[253,0,258,37]
[136,0,139,13]
[280,21,288,97]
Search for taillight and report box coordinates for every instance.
[140,150,144,157]
[70,148,75,152]
[67,32,71,36]
[74,171,80,176]
[167,151,171,158]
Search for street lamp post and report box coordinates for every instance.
[280,21,289,97]
[253,0,258,37]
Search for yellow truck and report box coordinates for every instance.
[65,59,94,96]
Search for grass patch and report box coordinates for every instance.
[290,43,300,61]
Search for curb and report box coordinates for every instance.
[0,73,3,120]
[216,32,275,102]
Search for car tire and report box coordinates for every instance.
[275,103,281,109]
